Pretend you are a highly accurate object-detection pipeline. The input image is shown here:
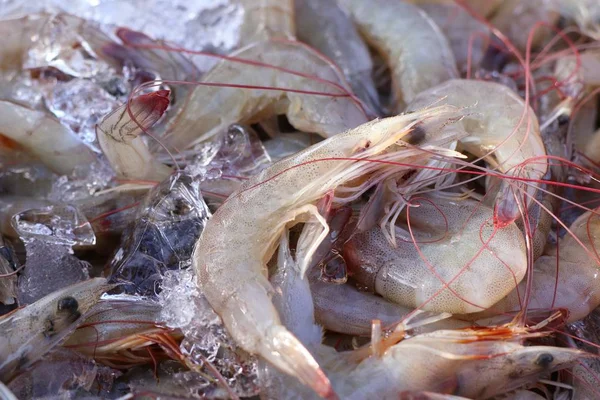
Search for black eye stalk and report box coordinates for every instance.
[535,353,554,368]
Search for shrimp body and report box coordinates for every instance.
[344,197,527,314]
[406,79,547,225]
[337,0,458,111]
[166,40,368,150]
[0,101,97,176]
[238,0,295,47]
[0,278,110,382]
[193,107,461,398]
[338,335,582,399]
[295,0,382,116]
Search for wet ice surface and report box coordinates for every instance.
[46,79,120,151]
[8,348,120,399]
[159,269,260,397]
[12,205,95,304]
[108,172,211,297]
[0,0,244,56]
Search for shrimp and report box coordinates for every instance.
[164,39,368,150]
[471,208,600,323]
[295,0,382,116]
[63,299,182,368]
[0,101,97,176]
[336,0,458,111]
[491,0,560,53]
[406,79,547,225]
[336,334,583,399]
[193,106,463,398]
[344,196,527,314]
[413,1,490,74]
[237,0,295,47]
[96,90,173,181]
[0,278,111,382]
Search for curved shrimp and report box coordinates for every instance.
[295,0,382,116]
[344,196,527,314]
[413,1,490,74]
[164,39,368,150]
[471,208,600,323]
[0,278,111,382]
[0,100,97,176]
[63,299,182,368]
[337,0,458,111]
[193,107,463,398]
[238,0,295,47]
[406,79,547,225]
[96,90,173,181]
[491,0,560,53]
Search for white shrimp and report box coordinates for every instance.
[0,278,111,382]
[164,39,368,151]
[337,0,458,111]
[295,0,382,115]
[344,196,527,314]
[0,101,97,176]
[193,107,463,398]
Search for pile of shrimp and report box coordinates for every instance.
[3,0,600,399]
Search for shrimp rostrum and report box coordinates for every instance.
[193,106,467,398]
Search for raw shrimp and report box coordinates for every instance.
[295,0,382,116]
[97,90,173,181]
[335,330,583,399]
[193,107,463,398]
[413,1,490,74]
[0,278,111,382]
[406,79,547,225]
[344,196,527,314]
[164,40,368,150]
[0,101,97,176]
[337,0,458,111]
[491,0,559,53]
[472,208,600,323]
[63,299,180,368]
[238,0,295,47]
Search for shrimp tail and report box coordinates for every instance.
[262,325,338,400]
[215,278,337,399]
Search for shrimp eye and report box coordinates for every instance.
[535,353,554,368]
[557,114,570,126]
[57,297,79,314]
